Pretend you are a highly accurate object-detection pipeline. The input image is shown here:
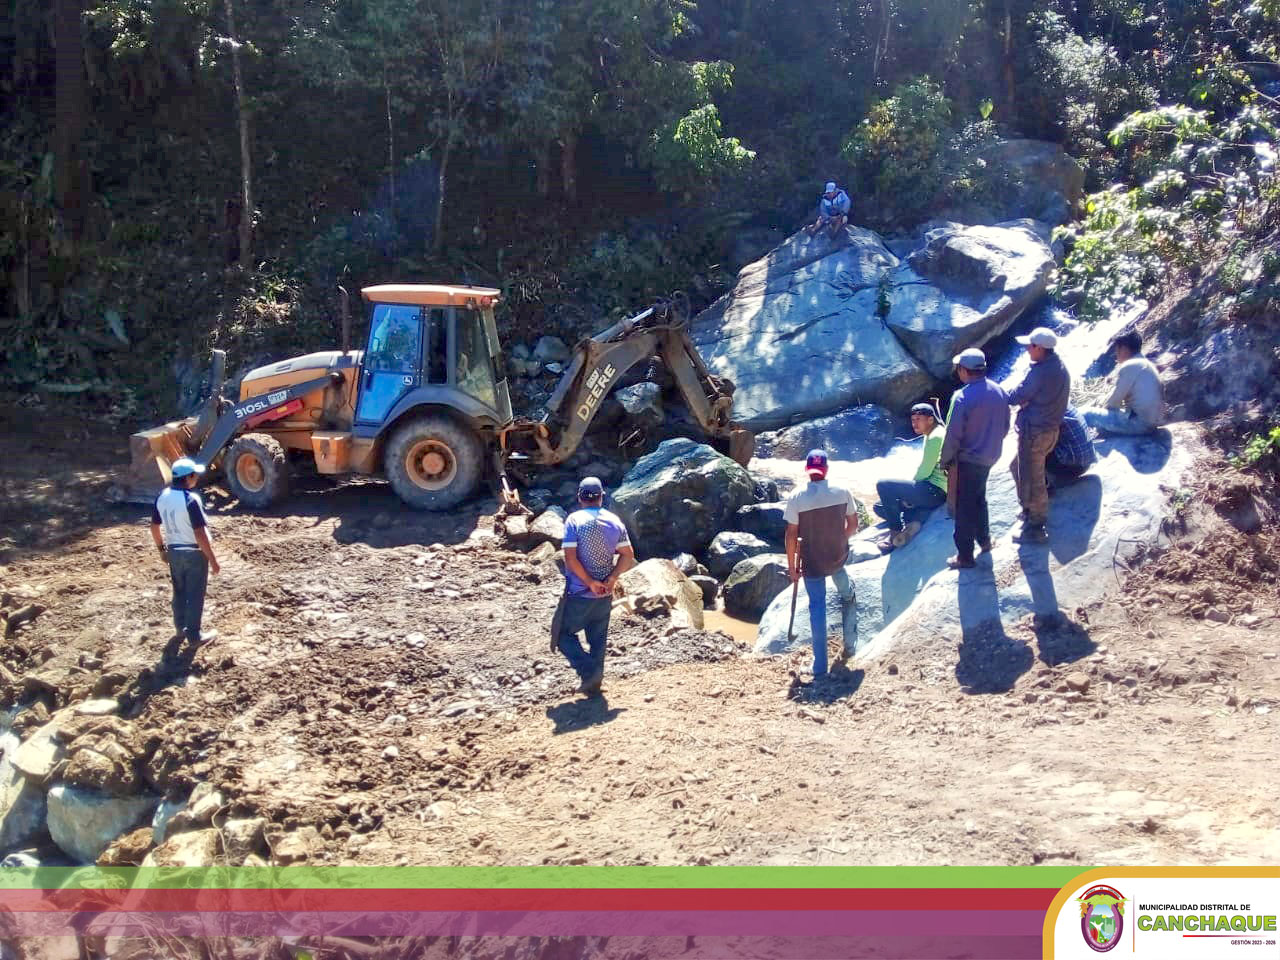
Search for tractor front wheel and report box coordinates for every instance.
[224,433,291,509]
[385,415,483,510]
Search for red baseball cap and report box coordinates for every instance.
[805,449,829,478]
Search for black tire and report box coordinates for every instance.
[385,414,483,510]
[224,433,291,508]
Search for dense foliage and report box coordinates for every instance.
[1,0,1278,414]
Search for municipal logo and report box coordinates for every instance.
[1078,884,1127,952]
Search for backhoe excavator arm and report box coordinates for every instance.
[499,299,753,470]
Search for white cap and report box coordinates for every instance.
[824,181,837,193]
[1016,327,1058,349]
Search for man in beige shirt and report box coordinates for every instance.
[785,449,859,677]
[1083,331,1165,435]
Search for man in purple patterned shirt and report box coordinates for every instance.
[554,477,636,695]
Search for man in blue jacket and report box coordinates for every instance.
[939,349,1010,570]
[807,181,852,237]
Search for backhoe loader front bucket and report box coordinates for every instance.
[122,417,199,504]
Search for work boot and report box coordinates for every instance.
[946,554,976,570]
[1013,523,1049,545]
[978,538,994,554]
[578,667,604,695]
[892,521,922,548]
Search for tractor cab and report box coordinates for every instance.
[356,285,513,430]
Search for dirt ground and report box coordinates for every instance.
[1,403,1277,868]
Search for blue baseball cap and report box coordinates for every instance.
[170,457,205,480]
[805,449,829,477]
[578,476,604,499]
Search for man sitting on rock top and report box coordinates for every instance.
[785,450,859,678]
[1082,330,1165,436]
[807,181,852,237]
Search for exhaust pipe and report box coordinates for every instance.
[339,285,351,355]
[191,348,227,449]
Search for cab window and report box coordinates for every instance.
[366,305,421,373]
[455,307,498,409]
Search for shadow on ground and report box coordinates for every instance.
[546,695,625,734]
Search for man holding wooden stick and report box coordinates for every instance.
[784,450,859,678]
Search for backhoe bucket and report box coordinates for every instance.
[123,417,198,504]
[728,427,755,468]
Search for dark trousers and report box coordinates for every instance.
[952,462,992,563]
[556,595,612,682]
[1045,453,1087,491]
[168,549,209,641]
[873,479,946,531]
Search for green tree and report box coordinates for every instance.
[842,75,952,222]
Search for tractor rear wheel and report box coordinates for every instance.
[224,433,291,508]
[385,414,483,510]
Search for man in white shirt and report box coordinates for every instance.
[151,458,221,645]
[784,450,859,677]
[1082,330,1165,436]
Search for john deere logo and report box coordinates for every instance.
[1078,884,1127,952]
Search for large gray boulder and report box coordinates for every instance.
[0,732,47,850]
[691,222,1053,428]
[733,503,788,547]
[46,785,159,864]
[614,382,664,431]
[691,229,933,430]
[757,427,1193,694]
[722,555,792,619]
[612,439,756,557]
[755,405,900,462]
[705,531,771,580]
[979,139,1086,225]
[886,221,1056,378]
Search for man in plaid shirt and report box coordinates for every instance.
[1045,407,1096,491]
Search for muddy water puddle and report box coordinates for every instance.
[702,607,759,647]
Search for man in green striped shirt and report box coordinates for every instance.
[872,402,948,549]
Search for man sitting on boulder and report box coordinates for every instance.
[785,450,859,678]
[1046,406,1096,492]
[939,349,1009,570]
[554,477,635,695]
[807,181,852,237]
[871,402,947,551]
[1082,330,1165,436]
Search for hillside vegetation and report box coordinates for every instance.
[1,0,1278,427]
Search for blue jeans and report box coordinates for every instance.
[804,569,853,677]
[168,548,208,641]
[872,479,946,531]
[1082,407,1156,436]
[556,595,612,682]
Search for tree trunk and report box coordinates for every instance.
[432,139,451,254]
[386,81,396,253]
[53,0,88,243]
[225,0,253,270]
[560,130,578,203]
[1002,0,1016,121]
[535,142,551,197]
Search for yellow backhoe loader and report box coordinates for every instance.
[125,284,754,511]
